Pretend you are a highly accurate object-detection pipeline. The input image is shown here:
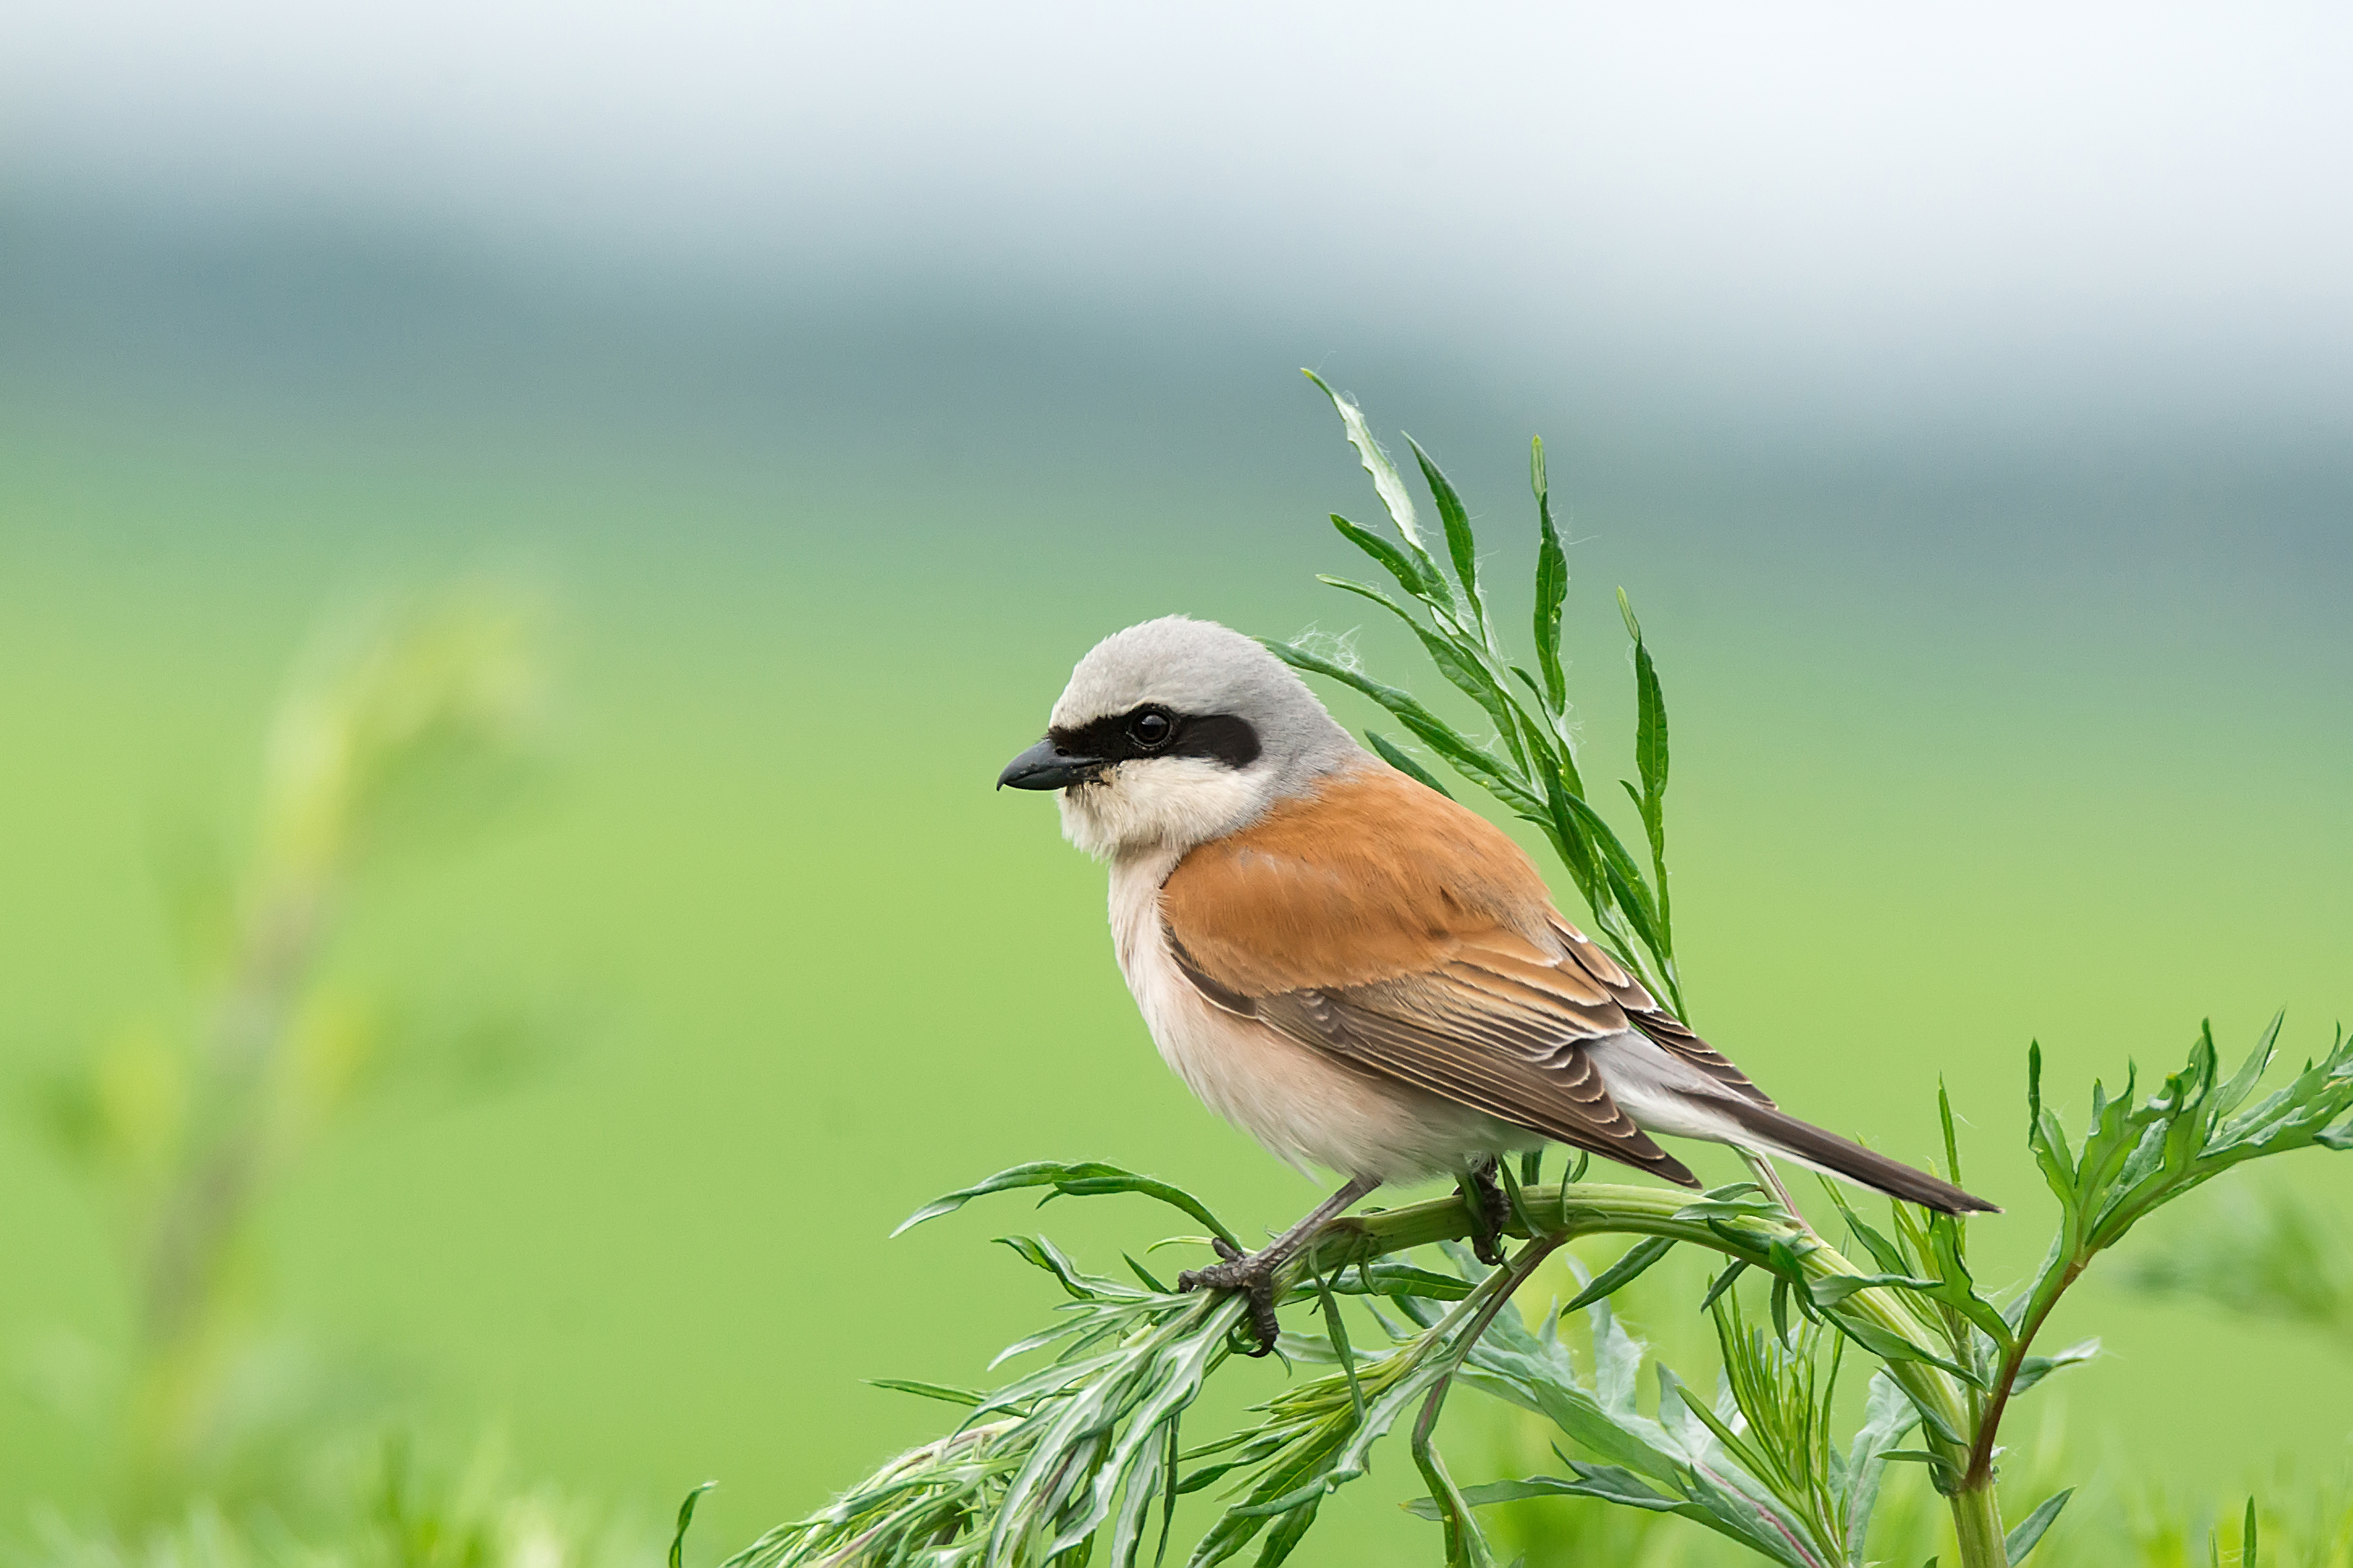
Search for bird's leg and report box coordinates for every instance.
[1179,1175,1380,1356]
[1458,1159,1510,1268]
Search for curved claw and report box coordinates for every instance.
[1462,1164,1510,1268]
[1177,1243,1283,1356]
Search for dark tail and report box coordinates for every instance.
[1720,1099,1999,1214]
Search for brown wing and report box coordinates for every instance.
[1161,764,1707,1185]
[1547,917,1773,1108]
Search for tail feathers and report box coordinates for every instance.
[1719,1099,1999,1215]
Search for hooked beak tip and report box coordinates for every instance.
[998,737,1103,791]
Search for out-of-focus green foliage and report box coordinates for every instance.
[29,591,551,1520]
[2122,1178,2353,1352]
[15,1438,640,1568]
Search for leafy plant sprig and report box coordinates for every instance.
[1267,372,1685,1015]
[728,1169,1983,1568]
[704,390,2353,1568]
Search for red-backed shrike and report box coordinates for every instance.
[1000,616,1991,1345]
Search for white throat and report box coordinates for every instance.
[1055,757,1267,862]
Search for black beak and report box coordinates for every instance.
[997,737,1106,790]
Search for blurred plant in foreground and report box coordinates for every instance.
[19,1436,640,1568]
[694,385,2353,1568]
[32,589,551,1520]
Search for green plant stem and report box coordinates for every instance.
[1410,1233,1567,1567]
[1949,1481,2007,1568]
[1963,1257,2085,1491]
[1280,1180,1997,1557]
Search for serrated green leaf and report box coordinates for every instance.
[1925,1211,2016,1354]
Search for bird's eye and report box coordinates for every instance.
[1127,709,1173,749]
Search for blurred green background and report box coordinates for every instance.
[3,6,2350,1563]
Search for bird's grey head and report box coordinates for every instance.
[997,616,1363,860]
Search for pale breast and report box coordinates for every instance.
[1106,852,1525,1184]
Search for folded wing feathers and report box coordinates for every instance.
[1257,985,1699,1186]
[1542,916,1771,1106]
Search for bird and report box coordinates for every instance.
[996,615,1994,1348]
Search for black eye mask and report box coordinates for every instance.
[1048,707,1261,772]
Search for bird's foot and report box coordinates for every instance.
[1460,1163,1511,1268]
[1179,1238,1283,1356]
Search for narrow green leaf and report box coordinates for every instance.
[1406,435,1487,640]
[1803,1272,1944,1309]
[1618,589,1669,816]
[1552,786,1670,979]
[1314,1270,1366,1428]
[1563,1238,1676,1313]
[2213,1012,2284,1118]
[1365,732,1454,798]
[994,1233,1099,1298]
[2004,1487,2074,1564]
[1158,1419,1182,1568]
[1315,575,1530,772]
[2008,1337,2099,1397]
[1251,1496,1325,1567]
[1700,1260,1747,1311]
[1939,1077,1964,1188]
[894,1159,1240,1248]
[1409,1428,1497,1568]
[1323,1261,1476,1301]
[1530,437,1569,714]
[1824,1309,1981,1387]
[1330,513,1434,602]
[865,1377,986,1407]
[1303,370,1451,609]
[1533,759,1603,910]
[1264,640,1539,813]
[670,1481,716,1568]
[1925,1212,2015,1353]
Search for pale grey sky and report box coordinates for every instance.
[7,3,2350,419]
